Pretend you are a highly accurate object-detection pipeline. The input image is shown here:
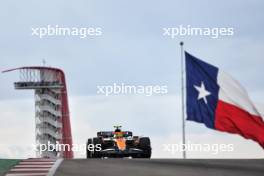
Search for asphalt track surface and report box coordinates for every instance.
[54,159,264,176]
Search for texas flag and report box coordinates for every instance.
[185,52,264,148]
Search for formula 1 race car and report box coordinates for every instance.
[86,126,151,158]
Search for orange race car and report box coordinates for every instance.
[86,126,151,158]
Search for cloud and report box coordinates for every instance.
[1,0,264,99]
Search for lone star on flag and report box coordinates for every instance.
[194,81,211,104]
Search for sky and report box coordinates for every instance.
[0,0,264,158]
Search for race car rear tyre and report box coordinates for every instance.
[92,137,102,158]
[138,137,151,158]
[86,138,92,158]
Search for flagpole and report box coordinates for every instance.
[180,41,186,159]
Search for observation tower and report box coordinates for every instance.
[3,67,73,159]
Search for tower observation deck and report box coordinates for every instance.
[3,67,73,159]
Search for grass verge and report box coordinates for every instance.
[0,159,21,176]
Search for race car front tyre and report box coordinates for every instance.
[138,137,151,158]
[92,137,102,158]
[86,138,92,158]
